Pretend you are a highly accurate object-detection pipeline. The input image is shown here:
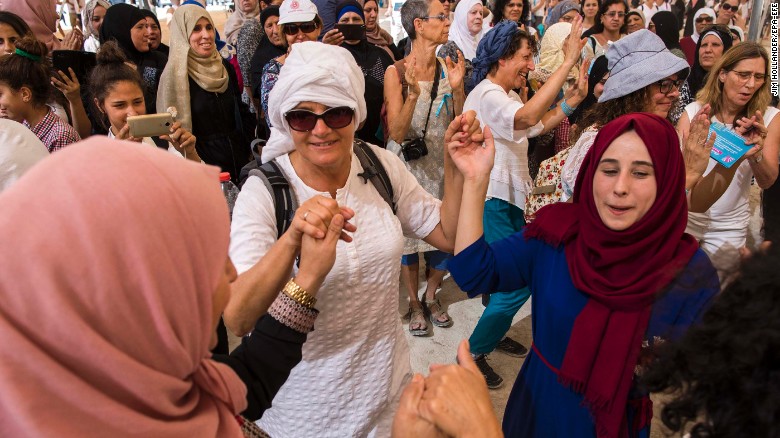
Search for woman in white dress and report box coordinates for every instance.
[225,41,479,437]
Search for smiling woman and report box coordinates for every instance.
[157,5,252,184]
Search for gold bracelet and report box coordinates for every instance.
[282,279,317,309]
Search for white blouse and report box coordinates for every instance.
[230,144,442,437]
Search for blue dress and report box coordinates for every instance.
[448,232,719,437]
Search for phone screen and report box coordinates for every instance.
[336,24,366,41]
[52,50,97,86]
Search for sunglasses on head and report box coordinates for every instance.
[284,106,355,131]
[695,15,714,23]
[720,3,738,11]
[282,21,318,35]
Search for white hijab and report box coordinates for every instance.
[448,0,484,61]
[0,120,49,193]
[692,7,716,43]
[261,42,367,163]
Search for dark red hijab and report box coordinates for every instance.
[525,113,699,437]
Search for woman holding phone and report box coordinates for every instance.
[89,41,199,160]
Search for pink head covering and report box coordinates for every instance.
[1,0,61,50]
[0,138,246,436]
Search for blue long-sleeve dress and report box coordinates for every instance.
[449,232,720,437]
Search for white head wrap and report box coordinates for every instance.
[0,120,49,193]
[261,41,367,163]
[692,7,716,43]
[448,0,484,61]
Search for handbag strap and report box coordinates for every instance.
[420,59,442,140]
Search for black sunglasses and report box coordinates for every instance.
[282,21,318,35]
[695,16,714,23]
[284,106,354,131]
[720,3,738,11]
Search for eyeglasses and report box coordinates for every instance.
[695,16,714,23]
[656,78,683,94]
[438,0,450,3]
[728,70,767,83]
[720,3,738,11]
[421,13,449,21]
[284,106,354,131]
[603,11,626,18]
[282,21,318,35]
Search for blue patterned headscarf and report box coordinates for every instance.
[467,20,519,92]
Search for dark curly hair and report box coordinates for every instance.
[491,0,531,26]
[570,86,650,143]
[642,247,780,437]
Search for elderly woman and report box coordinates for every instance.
[448,0,484,61]
[463,19,587,388]
[139,9,170,56]
[0,138,342,436]
[678,42,779,279]
[158,5,252,183]
[563,30,691,200]
[364,0,401,60]
[101,4,168,117]
[449,112,720,437]
[334,0,394,146]
[225,41,477,436]
[625,9,645,33]
[680,7,715,64]
[81,0,109,52]
[669,24,732,124]
[225,0,261,45]
[248,5,284,129]
[384,0,466,336]
[581,0,627,59]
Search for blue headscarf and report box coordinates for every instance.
[467,21,519,92]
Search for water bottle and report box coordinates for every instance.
[220,172,240,217]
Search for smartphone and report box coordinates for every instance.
[52,50,97,86]
[336,24,366,41]
[127,113,174,138]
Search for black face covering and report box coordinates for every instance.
[99,4,149,62]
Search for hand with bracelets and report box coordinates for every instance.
[289,213,347,304]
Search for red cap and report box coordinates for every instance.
[219,172,231,182]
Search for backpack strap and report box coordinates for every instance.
[248,160,298,239]
[353,139,396,214]
[393,59,408,101]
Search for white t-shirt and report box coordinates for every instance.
[464,78,543,208]
[230,145,441,437]
[685,101,780,253]
[638,3,659,25]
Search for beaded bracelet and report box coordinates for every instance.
[268,293,319,334]
[560,99,576,117]
[282,279,317,309]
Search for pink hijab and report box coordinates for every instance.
[2,0,61,50]
[0,138,246,436]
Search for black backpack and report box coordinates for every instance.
[239,139,396,239]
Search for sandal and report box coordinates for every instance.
[408,301,428,336]
[426,299,453,328]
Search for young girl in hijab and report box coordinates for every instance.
[82,0,109,52]
[0,37,80,152]
[448,112,720,437]
[158,5,252,183]
[100,4,168,117]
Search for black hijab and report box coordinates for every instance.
[138,8,170,56]
[687,25,733,97]
[651,11,681,51]
[249,5,284,99]
[99,4,150,64]
[568,55,609,125]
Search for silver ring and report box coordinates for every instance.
[303,211,310,220]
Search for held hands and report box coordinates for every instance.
[446,111,495,180]
[683,104,715,186]
[391,340,503,438]
[445,50,466,92]
[51,68,81,101]
[322,28,345,46]
[735,110,768,162]
[284,195,357,250]
[562,15,586,66]
[296,214,345,295]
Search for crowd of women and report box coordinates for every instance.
[0,0,778,436]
